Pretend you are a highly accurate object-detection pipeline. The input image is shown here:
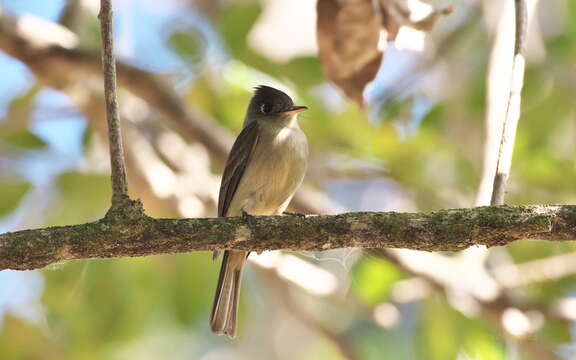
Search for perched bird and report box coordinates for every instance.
[210,85,309,338]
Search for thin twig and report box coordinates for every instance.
[480,2,557,358]
[491,0,527,206]
[98,0,129,203]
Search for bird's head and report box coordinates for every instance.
[245,85,307,126]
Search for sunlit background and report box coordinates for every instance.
[1,0,576,359]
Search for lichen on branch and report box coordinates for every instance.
[1,204,575,271]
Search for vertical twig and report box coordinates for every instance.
[98,0,129,204]
[484,2,560,358]
[490,0,527,206]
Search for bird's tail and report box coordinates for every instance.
[210,250,247,338]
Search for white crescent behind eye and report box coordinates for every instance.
[260,103,272,113]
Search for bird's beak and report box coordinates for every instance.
[282,105,308,115]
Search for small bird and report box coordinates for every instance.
[210,85,309,338]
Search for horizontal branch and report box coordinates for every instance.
[2,203,575,271]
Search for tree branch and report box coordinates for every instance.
[98,0,129,203]
[1,204,575,271]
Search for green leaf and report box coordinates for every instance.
[47,171,111,225]
[216,2,262,57]
[0,181,31,216]
[352,257,402,305]
[1,130,47,149]
[282,57,326,88]
[2,83,41,133]
[420,103,445,130]
[464,334,506,360]
[422,297,458,360]
[168,29,206,66]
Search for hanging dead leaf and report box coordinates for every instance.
[317,0,384,105]
[317,0,450,105]
[379,0,400,40]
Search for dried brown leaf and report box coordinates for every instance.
[379,0,400,40]
[316,0,449,105]
[317,0,384,105]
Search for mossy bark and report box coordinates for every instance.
[2,204,575,271]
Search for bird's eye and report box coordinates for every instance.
[260,103,272,114]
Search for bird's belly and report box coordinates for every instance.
[249,161,303,214]
[229,129,307,216]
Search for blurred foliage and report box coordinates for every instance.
[352,257,402,305]
[0,1,576,360]
[0,84,46,149]
[46,172,111,226]
[168,30,206,68]
[0,181,30,217]
[0,130,46,149]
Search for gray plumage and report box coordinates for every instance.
[210,86,309,338]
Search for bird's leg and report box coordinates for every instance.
[241,209,257,232]
[283,211,306,218]
[241,209,260,253]
[241,209,253,218]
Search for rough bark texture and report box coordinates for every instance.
[2,203,575,271]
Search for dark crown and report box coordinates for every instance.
[248,85,295,114]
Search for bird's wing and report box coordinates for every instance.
[218,120,261,217]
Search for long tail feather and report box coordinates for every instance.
[210,251,247,338]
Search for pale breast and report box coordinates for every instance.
[227,126,308,216]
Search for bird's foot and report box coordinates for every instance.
[283,211,306,218]
[241,210,257,230]
[241,210,259,252]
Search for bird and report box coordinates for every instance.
[210,85,309,338]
